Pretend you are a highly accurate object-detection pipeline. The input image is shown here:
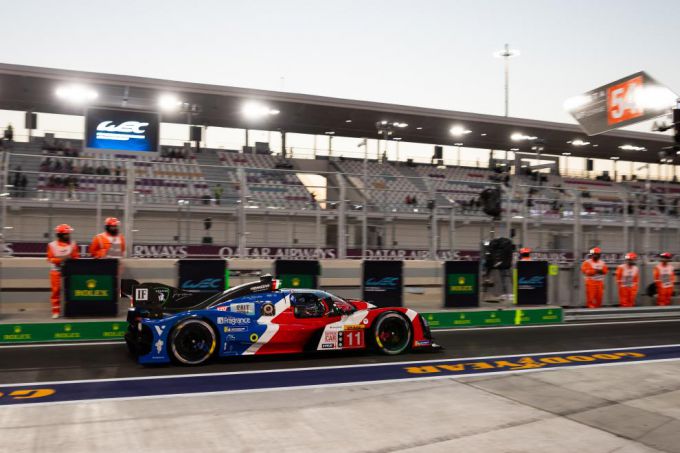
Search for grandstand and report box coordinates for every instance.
[0,62,678,258]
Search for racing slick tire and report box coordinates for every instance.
[169,318,217,366]
[370,312,412,355]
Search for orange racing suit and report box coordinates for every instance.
[89,232,125,258]
[581,258,608,308]
[46,240,80,316]
[653,263,675,306]
[615,263,639,307]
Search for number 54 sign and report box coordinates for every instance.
[607,75,644,125]
[566,71,676,135]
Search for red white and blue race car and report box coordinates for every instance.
[124,275,435,365]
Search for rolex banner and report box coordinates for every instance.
[444,261,480,308]
[62,259,119,317]
[275,260,320,289]
[516,261,548,305]
[362,260,403,307]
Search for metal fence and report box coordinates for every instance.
[2,147,680,262]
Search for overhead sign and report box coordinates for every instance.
[565,71,676,135]
[85,108,159,153]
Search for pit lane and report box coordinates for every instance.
[1,319,679,386]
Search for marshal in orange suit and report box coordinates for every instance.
[46,224,80,318]
[581,247,608,308]
[654,252,675,306]
[615,252,639,307]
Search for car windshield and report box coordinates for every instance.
[320,291,355,315]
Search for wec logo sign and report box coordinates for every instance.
[96,120,149,141]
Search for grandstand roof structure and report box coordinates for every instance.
[0,62,672,163]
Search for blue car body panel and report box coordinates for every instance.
[136,291,287,364]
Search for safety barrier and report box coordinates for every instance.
[0,307,563,344]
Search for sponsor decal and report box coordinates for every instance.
[518,276,545,289]
[447,273,476,295]
[223,327,247,333]
[321,343,334,349]
[102,323,124,338]
[249,333,259,343]
[230,303,255,316]
[0,389,56,400]
[343,324,365,331]
[154,339,164,354]
[362,318,369,325]
[365,277,399,287]
[69,275,113,300]
[216,306,229,312]
[261,303,275,316]
[96,120,149,141]
[217,317,251,326]
[54,324,80,340]
[135,288,149,302]
[2,325,31,341]
[249,283,270,292]
[181,278,221,290]
[154,325,166,336]
[132,245,188,259]
[415,340,432,346]
[404,351,647,374]
[155,288,170,303]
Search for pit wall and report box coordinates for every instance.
[0,258,667,316]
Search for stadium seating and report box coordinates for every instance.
[216,150,315,209]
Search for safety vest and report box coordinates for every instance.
[616,264,639,288]
[47,240,78,271]
[91,232,125,258]
[581,259,608,282]
[654,263,675,288]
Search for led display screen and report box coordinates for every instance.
[85,108,159,153]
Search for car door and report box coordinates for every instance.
[260,291,340,354]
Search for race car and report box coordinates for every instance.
[124,275,435,366]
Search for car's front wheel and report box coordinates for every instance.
[371,312,412,355]
[169,319,217,366]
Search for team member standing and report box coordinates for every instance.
[615,252,639,307]
[89,217,126,258]
[581,247,609,308]
[518,247,532,261]
[47,224,80,318]
[653,252,675,306]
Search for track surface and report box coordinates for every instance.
[1,320,678,385]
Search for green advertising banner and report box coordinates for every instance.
[422,308,562,329]
[68,275,114,301]
[447,273,477,295]
[280,274,315,289]
[0,308,562,343]
[0,321,127,343]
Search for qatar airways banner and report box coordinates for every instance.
[3,242,630,263]
[4,242,477,260]
[85,108,159,154]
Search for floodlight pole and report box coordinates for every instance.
[495,43,518,117]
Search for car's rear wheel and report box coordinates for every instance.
[169,319,217,365]
[371,312,412,355]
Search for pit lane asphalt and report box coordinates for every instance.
[1,320,679,385]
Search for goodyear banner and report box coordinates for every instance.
[362,260,403,307]
[62,259,118,317]
[516,261,549,305]
[275,260,320,289]
[444,261,480,307]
